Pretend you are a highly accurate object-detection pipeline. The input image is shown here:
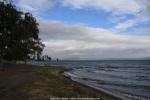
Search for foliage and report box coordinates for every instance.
[0,0,44,62]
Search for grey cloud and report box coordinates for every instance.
[133,27,150,35]
[44,44,150,60]
[39,20,90,41]
[38,19,150,60]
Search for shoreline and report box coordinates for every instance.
[63,72,123,100]
[0,63,122,100]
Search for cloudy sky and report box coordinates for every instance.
[13,0,150,60]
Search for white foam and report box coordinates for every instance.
[64,72,79,78]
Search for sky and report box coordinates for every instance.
[13,0,150,60]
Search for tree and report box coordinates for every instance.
[0,0,44,63]
[0,0,19,61]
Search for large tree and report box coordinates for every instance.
[0,0,44,62]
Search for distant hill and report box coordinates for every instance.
[138,57,150,60]
[62,57,150,61]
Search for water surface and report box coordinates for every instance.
[47,60,150,100]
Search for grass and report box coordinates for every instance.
[31,66,103,99]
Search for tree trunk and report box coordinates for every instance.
[0,61,5,71]
[24,60,27,64]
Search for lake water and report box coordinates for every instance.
[46,60,150,100]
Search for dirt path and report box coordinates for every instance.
[0,72,37,92]
[0,64,40,100]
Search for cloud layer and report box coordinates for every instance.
[39,19,150,59]
[13,0,150,59]
[15,0,150,31]
[62,0,141,14]
[15,0,53,13]
[62,0,150,31]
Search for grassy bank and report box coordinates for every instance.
[0,64,120,100]
[32,66,103,99]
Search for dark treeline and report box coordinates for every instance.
[0,0,45,62]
